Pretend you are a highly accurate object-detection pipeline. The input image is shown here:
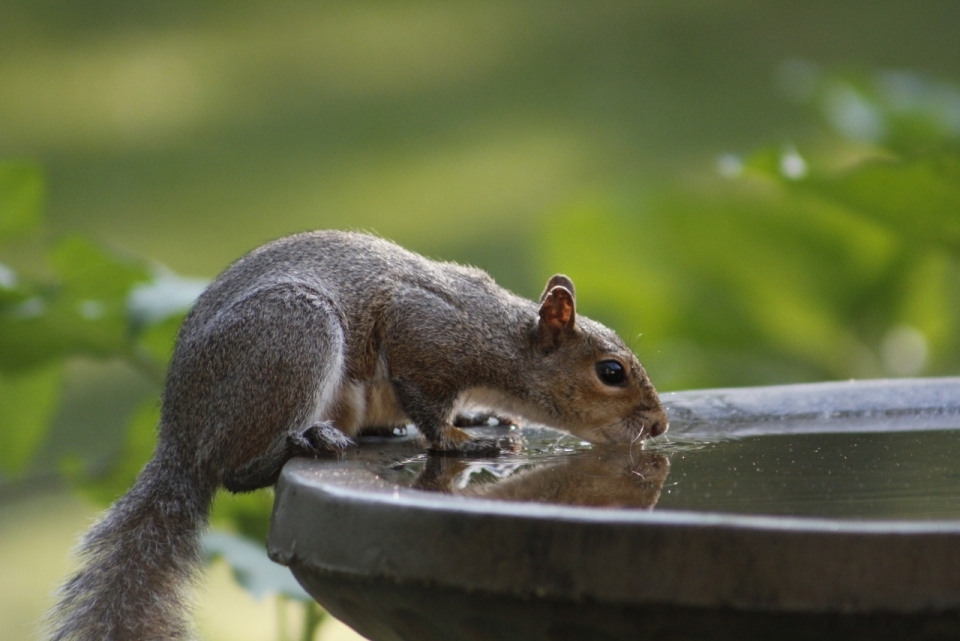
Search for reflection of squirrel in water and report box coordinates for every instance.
[47,231,667,641]
[415,445,670,509]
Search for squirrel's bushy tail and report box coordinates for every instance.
[47,442,215,641]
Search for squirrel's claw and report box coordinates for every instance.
[289,421,355,456]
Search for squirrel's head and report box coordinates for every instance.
[531,274,668,444]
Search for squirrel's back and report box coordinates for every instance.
[190,230,509,326]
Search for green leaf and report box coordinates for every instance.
[748,149,960,256]
[800,153,960,254]
[51,236,151,300]
[0,164,43,240]
[0,364,64,476]
[203,530,312,602]
[69,397,159,506]
[0,308,102,371]
[0,237,152,371]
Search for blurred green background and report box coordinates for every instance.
[2,1,960,640]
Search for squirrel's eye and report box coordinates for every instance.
[596,360,626,386]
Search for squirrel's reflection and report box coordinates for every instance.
[413,446,670,509]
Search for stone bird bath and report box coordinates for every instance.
[268,378,960,641]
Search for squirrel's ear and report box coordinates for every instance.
[538,285,576,344]
[540,274,576,303]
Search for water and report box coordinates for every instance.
[370,425,960,520]
[655,429,960,519]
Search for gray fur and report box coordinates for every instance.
[47,230,666,640]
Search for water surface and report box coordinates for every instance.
[371,425,960,520]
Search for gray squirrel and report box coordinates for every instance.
[47,230,667,641]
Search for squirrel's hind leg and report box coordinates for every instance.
[178,282,351,494]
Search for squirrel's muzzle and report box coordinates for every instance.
[581,403,669,444]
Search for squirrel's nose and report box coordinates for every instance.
[649,419,668,437]
[646,408,669,437]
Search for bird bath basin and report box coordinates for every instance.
[267,378,960,641]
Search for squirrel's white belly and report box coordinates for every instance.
[362,380,408,429]
[328,352,408,436]
[326,379,408,436]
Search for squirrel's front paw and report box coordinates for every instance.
[427,425,502,457]
[289,421,355,456]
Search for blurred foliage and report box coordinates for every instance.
[0,164,43,239]
[204,531,311,601]
[0,363,62,475]
[2,61,960,639]
[0,165,176,482]
[544,67,960,392]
